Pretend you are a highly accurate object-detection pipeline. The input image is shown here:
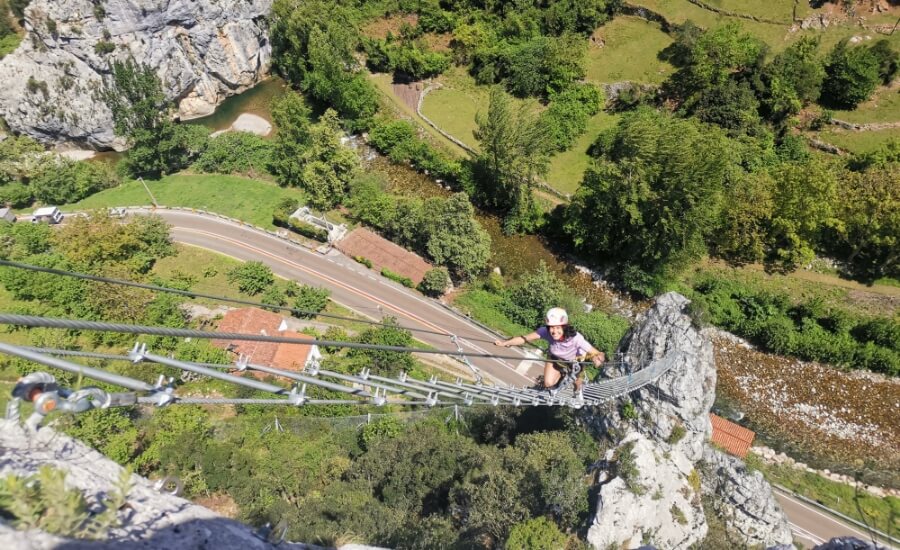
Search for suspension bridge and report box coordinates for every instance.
[0,257,677,429]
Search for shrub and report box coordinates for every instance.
[381,267,414,288]
[570,311,630,357]
[31,158,119,204]
[621,401,637,420]
[668,424,686,445]
[193,131,273,175]
[418,267,450,297]
[354,256,373,268]
[504,517,567,550]
[0,465,130,539]
[616,441,646,496]
[367,118,461,184]
[93,41,115,55]
[0,182,33,208]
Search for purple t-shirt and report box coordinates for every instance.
[536,327,592,361]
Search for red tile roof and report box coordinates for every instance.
[335,228,432,285]
[213,308,312,375]
[710,413,755,458]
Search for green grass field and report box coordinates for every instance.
[586,17,674,84]
[832,85,900,125]
[814,126,900,154]
[546,111,620,195]
[66,174,305,230]
[419,67,539,155]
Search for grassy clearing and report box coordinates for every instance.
[747,453,900,536]
[66,174,305,230]
[814,126,900,154]
[832,84,900,124]
[684,259,900,317]
[419,67,539,154]
[369,72,471,157]
[587,17,674,84]
[546,111,620,195]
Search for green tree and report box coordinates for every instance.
[502,262,581,328]
[473,87,552,233]
[351,316,415,374]
[821,39,881,110]
[103,59,209,177]
[226,261,274,296]
[300,110,359,209]
[270,90,312,185]
[347,174,397,229]
[834,164,899,280]
[292,284,330,318]
[563,108,731,293]
[712,170,776,265]
[760,36,825,120]
[422,193,491,279]
[767,157,841,271]
[665,22,764,105]
[868,39,899,85]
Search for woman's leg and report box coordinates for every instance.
[543,361,562,388]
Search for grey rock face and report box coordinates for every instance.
[701,447,793,547]
[0,0,272,150]
[0,419,303,549]
[585,292,790,549]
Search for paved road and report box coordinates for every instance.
[774,488,896,549]
[141,209,542,387]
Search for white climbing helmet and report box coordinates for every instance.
[545,307,569,327]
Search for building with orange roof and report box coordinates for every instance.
[213,308,321,377]
[709,413,755,459]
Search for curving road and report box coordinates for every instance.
[137,208,542,387]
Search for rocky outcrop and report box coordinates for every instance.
[700,447,793,547]
[0,419,384,549]
[584,292,793,550]
[0,0,272,150]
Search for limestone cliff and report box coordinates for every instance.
[584,292,793,549]
[0,0,272,150]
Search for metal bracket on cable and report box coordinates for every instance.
[450,335,483,384]
[128,342,148,363]
[235,354,250,372]
[463,392,473,406]
[303,357,320,376]
[370,387,386,406]
[398,371,408,383]
[148,374,176,407]
[289,384,307,406]
[359,367,370,381]
[490,394,500,406]
[425,391,438,407]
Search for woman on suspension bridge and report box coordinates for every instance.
[493,308,605,399]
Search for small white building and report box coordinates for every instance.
[32,206,63,224]
[0,207,15,223]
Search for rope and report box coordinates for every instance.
[0,314,585,365]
